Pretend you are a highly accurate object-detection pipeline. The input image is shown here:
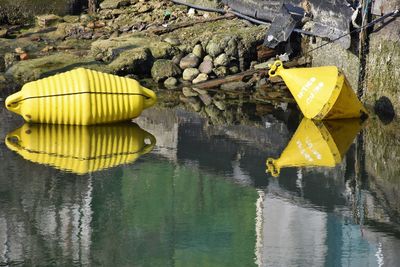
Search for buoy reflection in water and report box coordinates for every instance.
[266,118,363,176]
[5,123,156,175]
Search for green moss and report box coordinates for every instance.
[6,53,108,83]
[364,21,400,115]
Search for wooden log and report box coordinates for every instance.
[192,58,306,90]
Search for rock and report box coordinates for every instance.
[100,0,130,9]
[229,65,240,74]
[151,59,181,82]
[213,100,226,111]
[109,47,152,75]
[41,46,55,53]
[164,77,178,88]
[91,34,175,62]
[164,37,181,46]
[15,47,24,54]
[137,3,152,13]
[225,38,238,57]
[80,14,92,23]
[188,8,196,17]
[182,68,200,81]
[36,14,61,27]
[198,60,213,74]
[182,87,198,97]
[6,53,105,83]
[192,73,208,84]
[206,41,223,57]
[203,55,213,62]
[172,52,185,65]
[213,66,228,77]
[4,53,19,69]
[199,93,212,106]
[192,87,207,95]
[192,44,204,58]
[0,28,7,38]
[19,53,29,61]
[214,53,229,67]
[63,15,80,23]
[179,53,200,69]
[220,81,251,91]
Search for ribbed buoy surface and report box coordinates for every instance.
[5,123,156,175]
[5,68,157,125]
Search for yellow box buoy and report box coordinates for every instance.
[5,68,157,125]
[268,61,367,120]
[266,118,363,177]
[5,123,156,175]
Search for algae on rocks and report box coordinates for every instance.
[6,53,107,83]
[162,19,267,70]
[365,19,400,116]
[91,33,177,62]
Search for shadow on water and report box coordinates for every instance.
[0,91,400,266]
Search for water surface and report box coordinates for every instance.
[0,98,399,267]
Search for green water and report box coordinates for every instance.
[0,103,399,266]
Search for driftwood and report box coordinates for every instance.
[193,58,306,90]
[149,14,235,35]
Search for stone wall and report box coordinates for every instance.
[365,17,400,116]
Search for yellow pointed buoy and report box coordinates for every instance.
[5,123,156,175]
[5,68,157,125]
[266,118,363,177]
[268,61,367,120]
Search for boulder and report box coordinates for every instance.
[91,34,175,62]
[164,77,178,88]
[206,41,223,57]
[214,53,229,67]
[36,14,61,27]
[192,44,204,58]
[6,53,106,83]
[182,68,200,81]
[179,53,200,69]
[108,47,152,75]
[192,73,208,84]
[198,60,213,74]
[213,66,228,77]
[151,59,181,82]
[182,87,198,97]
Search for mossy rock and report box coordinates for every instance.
[6,53,108,83]
[91,33,177,62]
[151,59,181,82]
[108,47,153,75]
